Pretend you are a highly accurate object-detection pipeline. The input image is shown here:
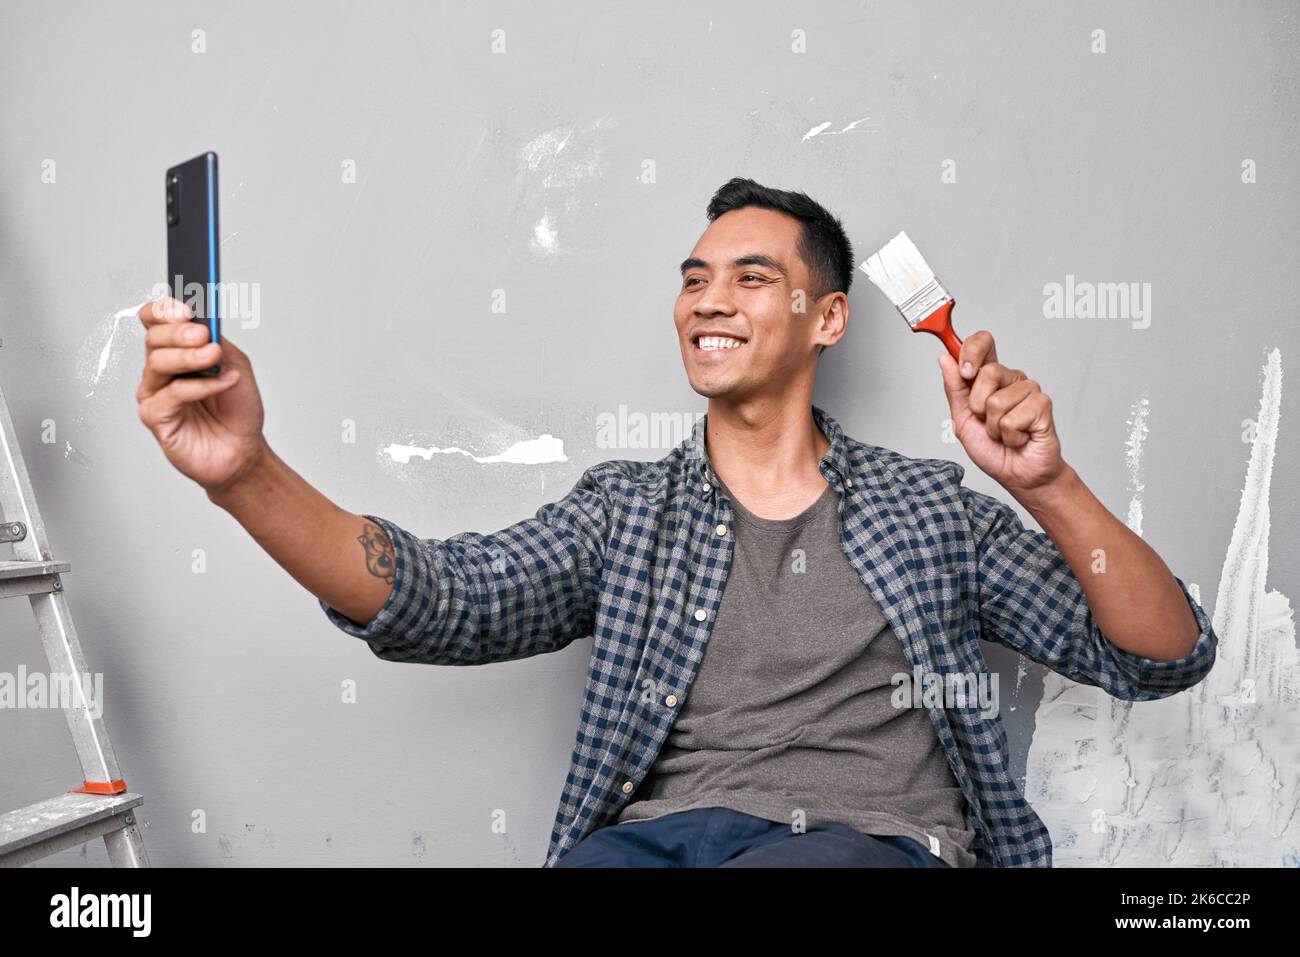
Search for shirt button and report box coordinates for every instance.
[702,483,711,493]
[621,781,634,794]
[715,523,727,537]
[845,477,853,487]
[665,694,678,707]
[693,608,707,622]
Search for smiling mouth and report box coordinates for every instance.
[692,334,748,353]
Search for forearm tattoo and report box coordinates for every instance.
[357,522,396,585]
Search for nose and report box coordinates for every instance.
[693,283,737,318]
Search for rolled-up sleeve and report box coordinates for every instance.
[319,467,609,666]
[319,513,436,644]
[1098,574,1218,697]
[960,484,1218,702]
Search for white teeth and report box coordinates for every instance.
[697,336,745,351]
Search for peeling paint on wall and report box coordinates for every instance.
[1025,348,1297,866]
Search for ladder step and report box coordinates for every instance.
[0,559,70,599]
[0,559,70,578]
[0,791,144,866]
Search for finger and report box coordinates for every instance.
[137,343,224,401]
[957,330,998,380]
[146,319,210,350]
[138,297,191,328]
[138,367,241,429]
[937,352,970,422]
[969,363,1026,418]
[147,323,248,371]
[983,379,1040,441]
[215,334,249,367]
[997,392,1053,448]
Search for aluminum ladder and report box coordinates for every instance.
[0,379,148,866]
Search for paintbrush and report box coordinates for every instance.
[859,230,963,361]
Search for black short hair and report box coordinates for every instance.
[704,177,854,303]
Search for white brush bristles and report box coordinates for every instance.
[859,230,937,307]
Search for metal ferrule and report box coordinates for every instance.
[899,277,952,328]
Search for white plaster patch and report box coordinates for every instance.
[1025,348,1296,866]
[1124,394,1150,534]
[532,213,559,255]
[80,298,150,397]
[801,115,881,141]
[514,117,617,258]
[382,433,566,466]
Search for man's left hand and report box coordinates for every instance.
[938,330,1067,492]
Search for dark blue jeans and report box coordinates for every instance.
[554,806,952,867]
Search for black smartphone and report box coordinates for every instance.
[165,151,222,377]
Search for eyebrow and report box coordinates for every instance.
[679,253,788,276]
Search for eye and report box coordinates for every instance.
[683,273,766,288]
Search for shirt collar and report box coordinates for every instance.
[685,404,857,491]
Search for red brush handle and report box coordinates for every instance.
[912,298,963,361]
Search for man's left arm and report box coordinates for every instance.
[1008,463,1199,662]
[939,330,1217,695]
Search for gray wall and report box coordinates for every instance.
[1,0,1295,866]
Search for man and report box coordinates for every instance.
[136,177,1217,868]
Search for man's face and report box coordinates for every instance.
[675,206,827,402]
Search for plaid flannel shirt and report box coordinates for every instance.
[321,405,1218,866]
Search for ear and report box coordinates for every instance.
[811,291,848,351]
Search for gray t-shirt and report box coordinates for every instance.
[617,470,978,867]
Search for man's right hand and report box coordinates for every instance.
[136,297,269,495]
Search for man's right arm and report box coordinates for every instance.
[211,441,611,666]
